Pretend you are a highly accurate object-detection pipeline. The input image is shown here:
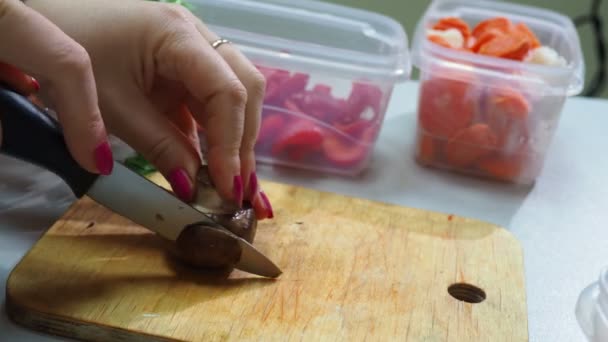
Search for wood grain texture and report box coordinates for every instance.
[6,174,528,341]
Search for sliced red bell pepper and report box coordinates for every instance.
[313,84,332,95]
[345,82,383,121]
[257,113,287,146]
[322,126,377,167]
[288,90,345,122]
[263,69,291,104]
[271,119,325,158]
[334,120,373,138]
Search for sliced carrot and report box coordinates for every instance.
[433,17,471,41]
[428,34,453,48]
[444,124,498,168]
[478,33,531,61]
[471,17,512,39]
[469,29,503,52]
[418,74,477,139]
[514,23,541,49]
[483,87,530,149]
[477,154,525,182]
[416,132,441,165]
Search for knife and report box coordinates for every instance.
[0,85,281,278]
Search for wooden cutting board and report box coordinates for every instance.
[6,173,528,341]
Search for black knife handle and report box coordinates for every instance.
[0,86,99,197]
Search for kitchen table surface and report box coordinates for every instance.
[1,81,607,342]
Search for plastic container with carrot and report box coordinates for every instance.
[411,0,585,184]
[189,0,411,176]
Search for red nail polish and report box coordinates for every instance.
[168,168,193,202]
[94,141,114,175]
[31,77,40,92]
[233,175,243,207]
[260,191,274,219]
[249,172,258,196]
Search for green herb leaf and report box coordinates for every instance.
[124,154,157,176]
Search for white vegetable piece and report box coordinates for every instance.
[426,28,464,49]
[524,46,567,67]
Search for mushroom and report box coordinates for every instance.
[162,166,258,270]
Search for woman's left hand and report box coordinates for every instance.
[27,0,273,219]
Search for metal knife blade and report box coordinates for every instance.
[200,225,283,278]
[87,163,216,241]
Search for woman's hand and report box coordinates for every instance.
[0,0,114,175]
[27,0,273,218]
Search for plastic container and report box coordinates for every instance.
[189,0,411,175]
[576,267,608,341]
[410,0,585,184]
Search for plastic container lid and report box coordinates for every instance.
[189,0,411,82]
[410,0,585,96]
[576,266,608,341]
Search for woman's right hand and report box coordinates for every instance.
[0,0,113,175]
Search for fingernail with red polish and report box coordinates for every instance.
[260,191,274,219]
[249,172,258,196]
[233,175,243,207]
[168,168,193,202]
[94,141,114,175]
[31,77,40,92]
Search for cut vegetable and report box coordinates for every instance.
[418,75,476,139]
[271,119,325,157]
[444,124,498,168]
[257,113,286,146]
[477,153,525,182]
[432,17,471,41]
[416,133,441,166]
[471,17,512,39]
[427,28,465,49]
[524,46,567,67]
[483,87,530,148]
[477,33,531,61]
[323,128,375,167]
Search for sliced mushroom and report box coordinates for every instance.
[163,166,257,269]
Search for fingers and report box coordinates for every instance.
[199,35,265,200]
[105,90,202,202]
[0,62,39,95]
[186,12,272,217]
[152,5,248,204]
[0,0,112,175]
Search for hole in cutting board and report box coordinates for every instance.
[448,283,486,303]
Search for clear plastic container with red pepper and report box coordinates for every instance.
[189,0,411,175]
[410,0,585,185]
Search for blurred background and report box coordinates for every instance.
[325,0,607,99]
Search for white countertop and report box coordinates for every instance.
[2,81,607,341]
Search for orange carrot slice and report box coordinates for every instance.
[428,34,453,48]
[472,17,512,39]
[483,87,530,149]
[514,23,541,49]
[418,75,476,139]
[469,29,503,52]
[444,124,498,168]
[433,17,471,41]
[416,132,441,165]
[477,154,525,182]
[478,33,531,61]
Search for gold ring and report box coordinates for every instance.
[211,38,231,49]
